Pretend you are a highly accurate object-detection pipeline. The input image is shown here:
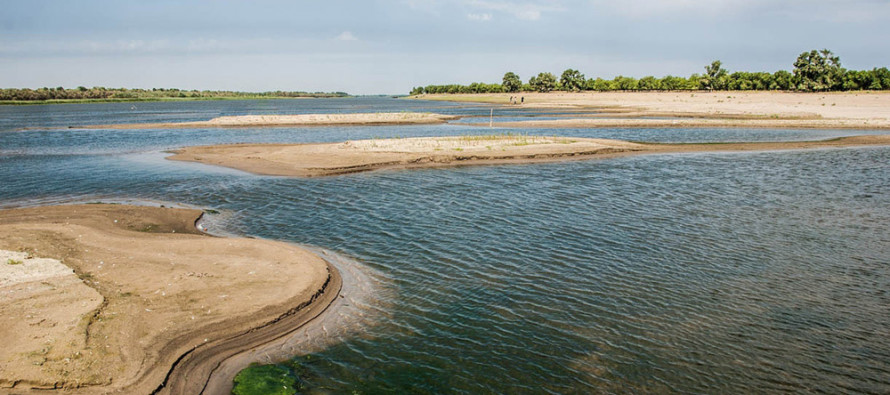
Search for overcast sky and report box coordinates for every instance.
[2,0,889,94]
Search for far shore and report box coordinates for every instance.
[0,204,340,394]
[166,134,890,177]
[75,112,458,129]
[413,91,890,129]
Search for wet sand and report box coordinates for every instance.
[414,91,890,129]
[166,134,890,177]
[0,204,338,394]
[75,113,458,129]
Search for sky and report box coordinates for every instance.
[1,0,889,94]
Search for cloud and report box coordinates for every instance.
[465,0,563,21]
[467,12,493,21]
[335,31,358,41]
[587,0,890,22]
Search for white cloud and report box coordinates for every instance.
[465,0,563,21]
[587,0,890,22]
[467,12,493,21]
[335,31,358,41]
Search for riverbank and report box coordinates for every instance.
[166,134,890,177]
[0,204,338,394]
[76,113,458,129]
[0,96,318,106]
[412,91,890,129]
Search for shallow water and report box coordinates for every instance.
[1,98,889,393]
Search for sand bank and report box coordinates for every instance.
[414,91,890,129]
[0,204,339,394]
[76,112,458,129]
[166,134,890,177]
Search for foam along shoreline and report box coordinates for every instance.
[0,204,338,394]
[74,112,458,129]
[413,91,890,129]
[165,134,890,177]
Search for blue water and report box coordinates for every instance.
[2,98,889,393]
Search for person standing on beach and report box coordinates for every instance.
[521,96,524,104]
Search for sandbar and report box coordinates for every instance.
[75,112,458,129]
[0,204,339,394]
[414,91,890,129]
[166,134,890,177]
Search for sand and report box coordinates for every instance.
[0,204,338,394]
[75,113,458,129]
[166,134,890,177]
[414,91,890,129]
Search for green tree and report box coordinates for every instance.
[793,49,842,91]
[502,72,522,92]
[870,67,890,90]
[638,76,660,90]
[529,72,557,92]
[613,75,638,91]
[770,70,793,90]
[701,60,728,90]
[559,69,585,91]
[410,86,424,95]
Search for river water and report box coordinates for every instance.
[1,98,889,393]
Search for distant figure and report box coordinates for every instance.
[521,96,524,104]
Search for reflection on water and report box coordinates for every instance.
[1,98,889,393]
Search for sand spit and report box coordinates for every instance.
[166,134,890,177]
[167,136,649,177]
[415,91,890,129]
[0,204,337,394]
[76,113,458,129]
[469,117,890,129]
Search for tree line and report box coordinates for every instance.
[410,49,890,95]
[0,87,349,102]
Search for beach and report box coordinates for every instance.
[76,112,458,129]
[414,91,890,129]
[0,204,338,394]
[166,134,890,177]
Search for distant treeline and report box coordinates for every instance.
[0,87,349,102]
[411,49,890,95]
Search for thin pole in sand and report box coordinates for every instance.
[490,108,493,128]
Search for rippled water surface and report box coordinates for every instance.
[2,98,889,393]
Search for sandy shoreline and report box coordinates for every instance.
[414,91,890,129]
[75,113,458,129]
[0,204,339,394]
[166,134,890,177]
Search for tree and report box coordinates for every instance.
[613,75,638,91]
[410,86,424,95]
[502,72,522,92]
[701,60,728,90]
[529,72,557,92]
[559,69,585,91]
[638,76,660,90]
[793,49,842,91]
[770,70,793,90]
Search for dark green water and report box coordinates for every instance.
[2,99,889,393]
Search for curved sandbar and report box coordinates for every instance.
[76,113,458,129]
[0,204,338,394]
[414,91,890,129]
[166,134,890,177]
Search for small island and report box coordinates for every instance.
[76,112,458,129]
[166,134,890,177]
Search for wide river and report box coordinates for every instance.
[2,98,889,393]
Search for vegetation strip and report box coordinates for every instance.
[411,49,889,94]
